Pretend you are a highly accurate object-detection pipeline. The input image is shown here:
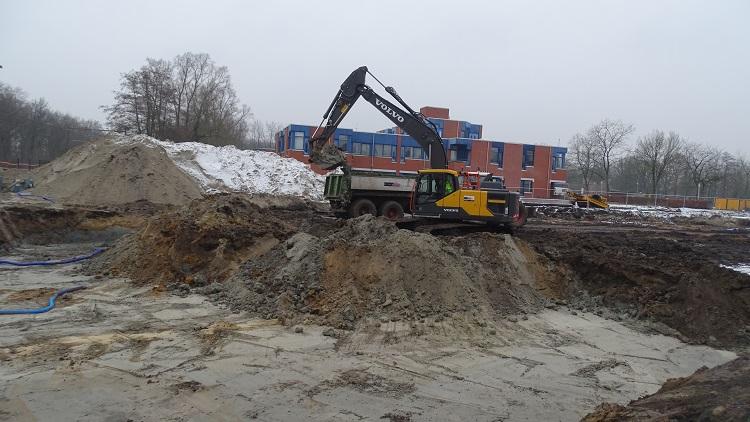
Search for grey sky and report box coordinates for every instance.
[2,0,749,153]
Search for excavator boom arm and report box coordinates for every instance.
[309,66,447,170]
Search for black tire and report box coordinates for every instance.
[349,198,377,218]
[379,201,404,221]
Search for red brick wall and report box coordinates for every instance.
[420,106,450,119]
[443,120,459,138]
[503,143,523,193]
[518,146,548,197]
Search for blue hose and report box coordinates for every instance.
[0,247,105,267]
[15,191,55,203]
[0,286,87,315]
[0,248,106,315]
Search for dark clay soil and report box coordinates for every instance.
[582,356,750,421]
[519,226,750,349]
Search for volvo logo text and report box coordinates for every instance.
[375,99,405,123]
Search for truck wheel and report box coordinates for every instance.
[379,201,404,221]
[350,199,377,217]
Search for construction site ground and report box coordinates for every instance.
[1,197,748,421]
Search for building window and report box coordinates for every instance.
[373,144,395,158]
[292,132,305,150]
[352,142,371,156]
[448,146,469,162]
[551,181,567,196]
[402,146,426,160]
[520,179,534,195]
[336,134,349,151]
[552,153,565,170]
[490,145,504,167]
[523,145,535,168]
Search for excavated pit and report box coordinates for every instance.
[2,195,749,420]
[519,226,750,349]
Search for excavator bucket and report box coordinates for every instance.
[310,143,348,171]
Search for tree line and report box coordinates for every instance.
[103,52,252,147]
[0,52,281,166]
[104,52,281,149]
[0,82,103,163]
[569,119,750,198]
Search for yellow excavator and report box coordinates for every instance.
[566,191,609,209]
[308,66,526,230]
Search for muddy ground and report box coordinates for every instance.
[1,197,749,421]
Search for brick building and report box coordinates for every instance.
[275,106,567,198]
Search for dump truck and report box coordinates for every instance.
[324,171,416,219]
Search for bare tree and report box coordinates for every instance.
[569,133,597,191]
[104,52,251,147]
[588,119,634,192]
[683,142,722,197]
[246,120,282,150]
[633,130,683,194]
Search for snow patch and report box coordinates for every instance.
[609,204,750,220]
[720,264,750,276]
[116,135,325,200]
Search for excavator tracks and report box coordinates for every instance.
[395,218,515,236]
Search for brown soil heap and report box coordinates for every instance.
[211,215,547,328]
[31,138,203,206]
[583,356,750,422]
[86,193,331,286]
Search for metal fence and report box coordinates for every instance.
[505,186,720,209]
[605,191,715,209]
[0,159,48,170]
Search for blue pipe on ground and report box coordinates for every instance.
[0,248,106,315]
[0,247,105,267]
[15,191,55,203]
[0,286,87,315]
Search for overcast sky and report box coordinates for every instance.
[2,0,749,153]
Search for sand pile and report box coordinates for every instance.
[207,215,547,328]
[32,139,203,206]
[85,193,332,286]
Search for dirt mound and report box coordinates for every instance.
[208,215,547,328]
[31,138,203,206]
[86,193,333,286]
[519,227,750,349]
[583,356,750,422]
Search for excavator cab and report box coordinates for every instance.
[413,170,458,206]
[411,169,461,218]
[411,168,525,228]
